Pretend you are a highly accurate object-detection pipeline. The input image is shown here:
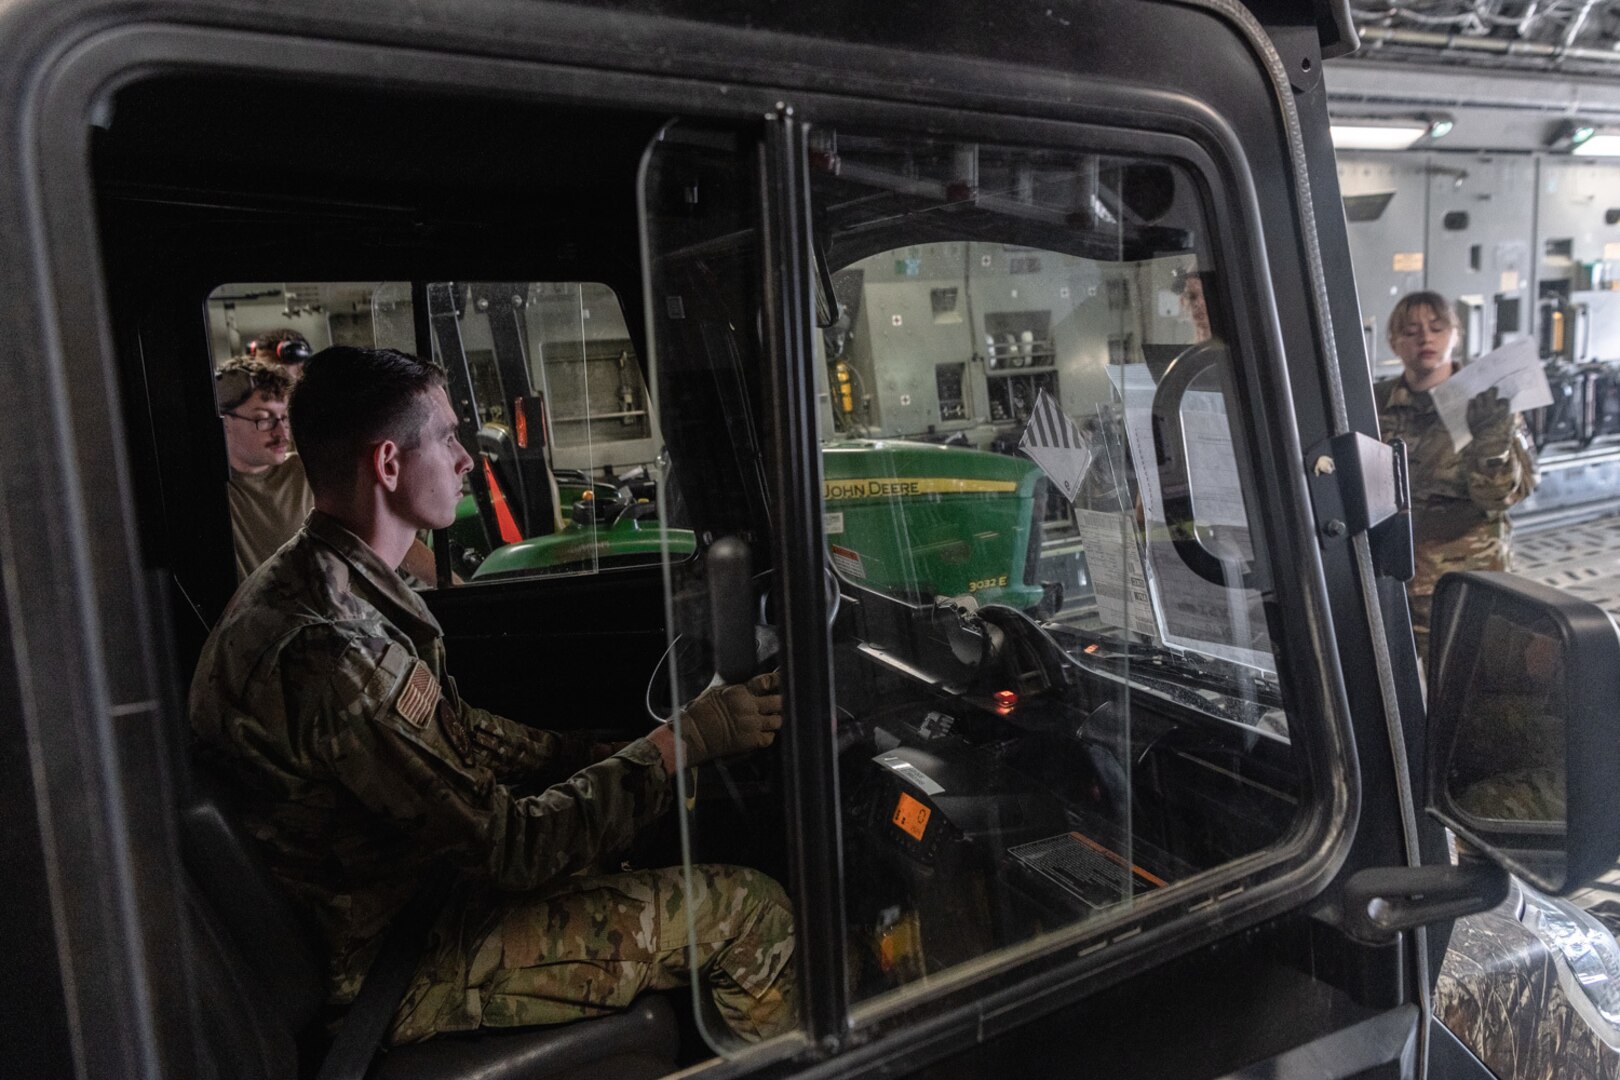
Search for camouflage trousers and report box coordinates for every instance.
[389,864,796,1045]
[1407,528,1513,661]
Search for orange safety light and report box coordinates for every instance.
[514,397,529,448]
[834,361,855,414]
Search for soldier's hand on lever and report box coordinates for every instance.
[648,672,783,775]
[681,670,783,763]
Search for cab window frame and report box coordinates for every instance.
[14,10,1367,1079]
[750,97,1363,1038]
[637,92,1365,1048]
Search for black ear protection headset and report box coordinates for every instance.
[247,336,313,365]
[274,339,313,365]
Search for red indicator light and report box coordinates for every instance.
[994,690,1018,709]
[1084,643,1100,655]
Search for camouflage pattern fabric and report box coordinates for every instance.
[392,864,796,1043]
[1375,375,1538,656]
[1447,654,1567,824]
[190,511,795,1042]
[1455,765,1566,824]
[1437,890,1617,1080]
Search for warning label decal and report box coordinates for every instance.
[829,544,867,579]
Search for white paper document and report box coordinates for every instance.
[1177,397,1249,529]
[1072,508,1159,640]
[1108,366,1246,529]
[1100,363,1273,672]
[1427,339,1552,452]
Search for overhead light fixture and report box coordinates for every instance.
[1549,120,1620,156]
[1573,129,1620,156]
[1331,121,1428,152]
[1329,114,1454,152]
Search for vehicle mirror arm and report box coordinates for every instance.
[1340,860,1510,945]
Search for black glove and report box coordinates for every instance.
[1466,388,1514,461]
[678,671,783,766]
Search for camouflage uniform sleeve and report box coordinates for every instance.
[312,635,673,893]
[457,694,597,786]
[1463,406,1538,513]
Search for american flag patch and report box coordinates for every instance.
[394,659,438,729]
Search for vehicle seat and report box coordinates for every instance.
[178,773,679,1080]
[478,424,530,534]
[370,1000,676,1080]
[478,424,567,537]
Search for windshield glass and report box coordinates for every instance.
[642,120,1313,1055]
[811,130,1301,1019]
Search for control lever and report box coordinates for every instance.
[708,536,756,684]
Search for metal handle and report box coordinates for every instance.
[1149,341,1260,590]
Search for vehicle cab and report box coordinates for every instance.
[1,1,1616,1078]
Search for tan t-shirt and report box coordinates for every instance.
[227,454,315,581]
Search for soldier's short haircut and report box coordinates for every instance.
[290,346,448,498]
[215,357,293,412]
[1387,291,1459,342]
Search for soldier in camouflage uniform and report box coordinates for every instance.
[190,346,796,1046]
[1375,292,1539,660]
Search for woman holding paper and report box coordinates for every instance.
[1375,291,1539,661]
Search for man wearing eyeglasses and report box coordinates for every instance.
[217,358,458,585]
[216,358,314,581]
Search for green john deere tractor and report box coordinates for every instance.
[820,440,1045,610]
[452,439,1045,610]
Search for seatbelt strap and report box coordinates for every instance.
[313,870,454,1080]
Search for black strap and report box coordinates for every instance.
[314,871,454,1080]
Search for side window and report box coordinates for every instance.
[424,280,678,583]
[643,117,1332,1056]
[204,282,388,585]
[204,280,677,588]
[205,279,418,361]
[812,133,1304,1016]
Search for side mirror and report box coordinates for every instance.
[1427,571,1620,895]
